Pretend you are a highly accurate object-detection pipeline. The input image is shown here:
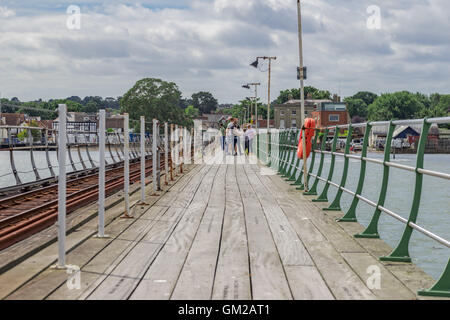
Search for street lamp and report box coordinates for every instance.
[250,56,276,130]
[242,82,261,128]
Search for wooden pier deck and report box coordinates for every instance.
[0,162,441,300]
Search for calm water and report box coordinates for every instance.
[278,151,450,280]
[0,149,449,280]
[0,149,120,186]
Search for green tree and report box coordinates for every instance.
[273,86,332,105]
[367,91,424,121]
[120,78,191,131]
[191,91,218,114]
[84,101,98,113]
[17,120,41,142]
[351,91,378,106]
[185,105,200,118]
[344,97,367,119]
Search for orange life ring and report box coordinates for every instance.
[297,118,316,159]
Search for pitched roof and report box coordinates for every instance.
[1,113,25,126]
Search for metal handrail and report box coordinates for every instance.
[256,116,450,298]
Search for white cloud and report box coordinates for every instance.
[0,6,15,18]
[0,0,449,103]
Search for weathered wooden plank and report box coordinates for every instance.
[284,266,334,300]
[256,174,326,244]
[169,165,212,208]
[235,164,293,300]
[85,209,192,299]
[212,165,252,300]
[341,252,416,300]
[129,165,220,300]
[154,165,203,208]
[117,206,169,241]
[244,165,313,267]
[171,165,227,300]
[264,170,365,253]
[47,271,104,300]
[302,241,376,299]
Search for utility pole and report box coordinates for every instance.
[254,84,258,128]
[242,83,260,128]
[250,57,276,130]
[297,0,308,191]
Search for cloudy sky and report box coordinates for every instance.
[0,0,449,103]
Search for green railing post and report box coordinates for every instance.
[285,130,301,181]
[296,132,319,191]
[275,130,282,170]
[304,129,329,196]
[355,122,395,238]
[380,119,432,262]
[257,129,260,159]
[418,258,450,297]
[267,129,272,167]
[312,127,338,198]
[336,123,372,222]
[278,131,289,174]
[282,130,296,177]
[282,130,298,178]
[323,126,354,210]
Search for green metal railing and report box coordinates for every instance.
[256,117,450,298]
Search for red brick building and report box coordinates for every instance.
[311,102,350,129]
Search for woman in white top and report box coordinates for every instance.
[245,125,256,154]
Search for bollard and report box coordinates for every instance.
[96,109,108,237]
[57,104,67,268]
[139,116,148,205]
[121,113,132,218]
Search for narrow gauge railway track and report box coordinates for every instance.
[0,156,167,251]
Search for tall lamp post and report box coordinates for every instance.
[297,0,308,191]
[250,57,276,130]
[242,82,261,128]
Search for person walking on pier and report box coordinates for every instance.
[219,122,226,151]
[226,117,235,155]
[245,124,256,155]
[234,122,243,156]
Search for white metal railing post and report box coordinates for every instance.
[139,116,147,204]
[164,122,169,185]
[57,104,67,268]
[179,126,184,174]
[183,127,189,165]
[122,113,132,218]
[193,119,202,165]
[97,109,107,237]
[175,124,179,175]
[170,124,175,180]
[152,119,160,193]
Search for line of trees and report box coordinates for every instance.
[345,91,450,123]
[1,96,122,120]
[268,86,449,124]
[3,79,449,129]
